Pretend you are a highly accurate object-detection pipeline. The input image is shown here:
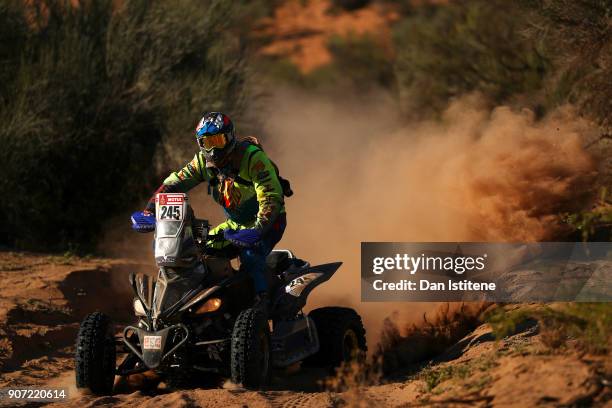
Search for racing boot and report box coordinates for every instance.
[253,291,269,318]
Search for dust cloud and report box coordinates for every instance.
[261,89,596,344]
[100,88,596,347]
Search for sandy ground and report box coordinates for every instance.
[0,251,609,407]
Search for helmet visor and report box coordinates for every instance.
[197,133,227,151]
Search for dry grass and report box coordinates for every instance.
[322,355,381,393]
[374,303,492,375]
[319,302,492,408]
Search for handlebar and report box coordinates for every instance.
[200,231,242,259]
[191,218,227,243]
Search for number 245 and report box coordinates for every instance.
[160,205,181,220]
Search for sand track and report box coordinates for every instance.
[0,252,609,407]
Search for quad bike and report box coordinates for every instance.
[75,193,366,395]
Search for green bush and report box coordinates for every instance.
[0,0,248,251]
[563,188,612,241]
[486,304,611,354]
[393,0,550,118]
[325,33,395,90]
[521,0,612,130]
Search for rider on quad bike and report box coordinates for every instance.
[132,112,292,315]
[75,113,366,394]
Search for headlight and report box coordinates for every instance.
[133,298,146,316]
[194,298,222,315]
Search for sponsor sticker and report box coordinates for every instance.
[157,193,185,205]
[285,273,323,297]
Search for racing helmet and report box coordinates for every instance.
[195,112,236,167]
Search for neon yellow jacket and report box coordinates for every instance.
[149,141,285,232]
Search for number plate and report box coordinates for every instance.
[143,335,162,350]
[156,193,186,221]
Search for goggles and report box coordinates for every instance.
[197,133,228,151]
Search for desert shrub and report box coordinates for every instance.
[563,188,612,241]
[324,33,395,90]
[254,57,305,86]
[374,303,490,375]
[393,0,550,118]
[521,1,612,198]
[419,363,471,392]
[0,0,248,251]
[390,0,612,200]
[521,0,612,130]
[486,303,611,354]
[0,2,27,99]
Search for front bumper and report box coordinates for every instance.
[122,323,189,369]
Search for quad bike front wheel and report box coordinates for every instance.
[231,308,271,388]
[75,312,116,395]
[304,307,367,368]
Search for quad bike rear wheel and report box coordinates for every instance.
[75,312,116,395]
[304,307,367,368]
[231,308,271,387]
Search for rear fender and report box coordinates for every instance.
[271,262,342,317]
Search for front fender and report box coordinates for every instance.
[122,324,189,369]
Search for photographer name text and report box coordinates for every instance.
[372,279,496,291]
[370,253,496,292]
